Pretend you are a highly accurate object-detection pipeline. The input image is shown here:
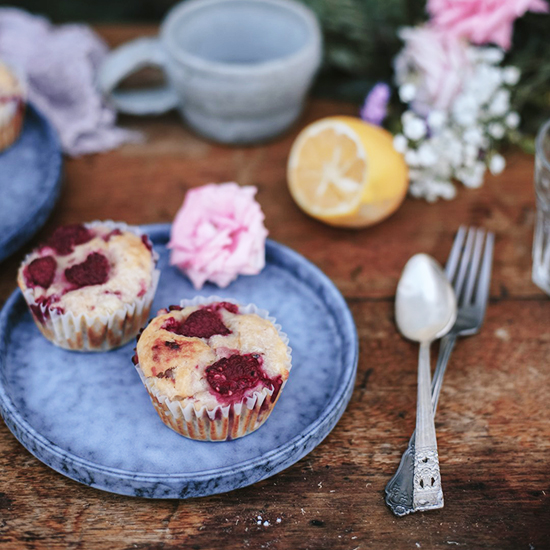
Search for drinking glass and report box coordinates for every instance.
[533,119,550,294]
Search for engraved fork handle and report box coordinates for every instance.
[385,333,457,516]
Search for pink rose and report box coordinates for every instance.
[427,0,549,50]
[169,183,268,289]
[395,26,472,115]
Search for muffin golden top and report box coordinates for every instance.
[17,223,156,317]
[136,301,290,410]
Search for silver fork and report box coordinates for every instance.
[385,226,495,516]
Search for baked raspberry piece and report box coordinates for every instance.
[24,256,57,289]
[134,298,291,441]
[17,221,159,351]
[205,353,283,403]
[162,306,232,338]
[64,252,110,288]
[44,224,94,255]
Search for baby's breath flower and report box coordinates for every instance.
[457,162,486,188]
[463,143,479,165]
[417,142,438,166]
[502,66,521,86]
[427,110,447,131]
[452,95,479,126]
[463,126,484,146]
[393,134,408,154]
[489,89,511,116]
[399,83,416,103]
[489,154,506,175]
[488,122,505,139]
[402,113,427,141]
[405,149,419,166]
[505,111,520,128]
[480,48,505,65]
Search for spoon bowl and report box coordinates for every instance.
[396,254,456,344]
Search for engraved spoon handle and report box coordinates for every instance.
[384,333,456,516]
[413,341,443,511]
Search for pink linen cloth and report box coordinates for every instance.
[0,8,139,156]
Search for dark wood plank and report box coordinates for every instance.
[0,301,548,549]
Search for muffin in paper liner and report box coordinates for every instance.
[0,60,26,152]
[134,296,292,441]
[18,220,160,351]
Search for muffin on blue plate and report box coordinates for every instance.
[133,296,292,441]
[17,221,159,351]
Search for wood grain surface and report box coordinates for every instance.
[0,25,549,550]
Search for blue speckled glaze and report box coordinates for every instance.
[0,103,62,263]
[0,224,358,498]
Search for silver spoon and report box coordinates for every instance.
[395,254,457,512]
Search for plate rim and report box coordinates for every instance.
[0,103,63,262]
[0,225,358,492]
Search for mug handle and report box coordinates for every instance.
[98,37,179,115]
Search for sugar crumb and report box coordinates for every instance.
[495,328,510,341]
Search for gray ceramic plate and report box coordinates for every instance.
[0,104,62,263]
[0,224,357,499]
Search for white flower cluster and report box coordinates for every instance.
[394,47,520,202]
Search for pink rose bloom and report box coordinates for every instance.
[427,0,549,50]
[169,183,268,289]
[395,26,472,115]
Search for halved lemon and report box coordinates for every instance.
[287,116,408,228]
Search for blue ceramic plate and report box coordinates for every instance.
[0,103,62,263]
[0,224,357,499]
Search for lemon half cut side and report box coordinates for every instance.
[287,116,409,228]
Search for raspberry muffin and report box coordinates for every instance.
[18,221,159,351]
[0,60,25,152]
[134,297,292,441]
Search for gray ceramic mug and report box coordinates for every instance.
[98,0,322,144]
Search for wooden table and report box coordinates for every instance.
[1,25,549,550]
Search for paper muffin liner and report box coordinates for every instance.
[20,220,160,352]
[135,296,292,441]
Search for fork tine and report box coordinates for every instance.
[474,232,495,316]
[463,229,486,305]
[453,227,476,298]
[445,226,467,281]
